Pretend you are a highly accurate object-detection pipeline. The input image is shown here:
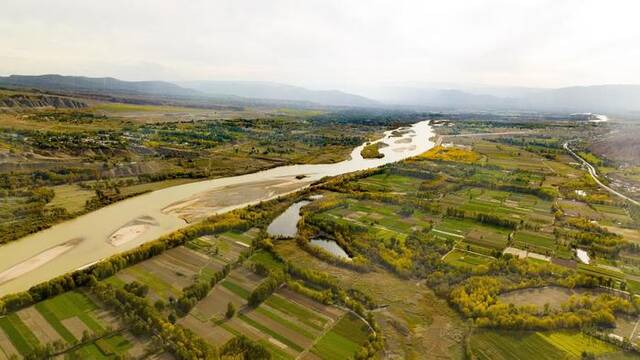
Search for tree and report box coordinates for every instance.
[226,302,236,319]
[154,299,166,312]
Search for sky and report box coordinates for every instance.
[1,0,639,89]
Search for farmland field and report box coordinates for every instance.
[0,290,140,358]
[311,313,370,359]
[513,230,557,255]
[180,263,360,359]
[3,113,640,359]
[469,330,621,360]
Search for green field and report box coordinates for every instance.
[264,294,328,331]
[443,249,494,269]
[70,333,133,359]
[46,184,95,212]
[0,313,40,355]
[470,330,619,360]
[577,264,625,280]
[35,291,105,339]
[311,313,370,360]
[250,250,285,272]
[220,280,251,299]
[441,186,553,225]
[513,230,556,254]
[238,313,305,352]
[357,173,423,193]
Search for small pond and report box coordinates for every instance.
[267,201,310,238]
[310,238,352,261]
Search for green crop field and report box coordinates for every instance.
[73,333,133,359]
[254,306,316,339]
[0,313,40,355]
[219,229,256,245]
[250,250,285,272]
[578,264,625,280]
[513,230,556,253]
[264,294,328,331]
[34,290,105,342]
[220,280,251,299]
[357,173,423,193]
[470,330,618,360]
[311,313,370,360]
[443,249,494,269]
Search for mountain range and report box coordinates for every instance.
[2,74,640,115]
[179,81,378,107]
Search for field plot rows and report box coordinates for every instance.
[179,253,370,360]
[0,290,143,359]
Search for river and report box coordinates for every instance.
[0,120,434,295]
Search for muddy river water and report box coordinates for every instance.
[0,120,434,295]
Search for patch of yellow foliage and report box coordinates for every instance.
[420,145,480,163]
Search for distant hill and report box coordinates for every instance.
[362,84,640,115]
[518,85,640,113]
[0,75,379,108]
[179,81,378,107]
[0,74,199,97]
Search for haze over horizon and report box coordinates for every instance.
[2,0,640,90]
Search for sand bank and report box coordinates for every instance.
[0,238,82,285]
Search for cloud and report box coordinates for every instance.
[1,0,639,88]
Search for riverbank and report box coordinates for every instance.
[0,120,434,295]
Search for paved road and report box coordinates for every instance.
[564,141,640,206]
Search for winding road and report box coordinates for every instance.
[563,141,640,206]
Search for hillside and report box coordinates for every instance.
[0,93,87,109]
[0,74,199,98]
[363,84,640,115]
[180,80,379,107]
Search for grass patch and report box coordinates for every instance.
[46,184,95,213]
